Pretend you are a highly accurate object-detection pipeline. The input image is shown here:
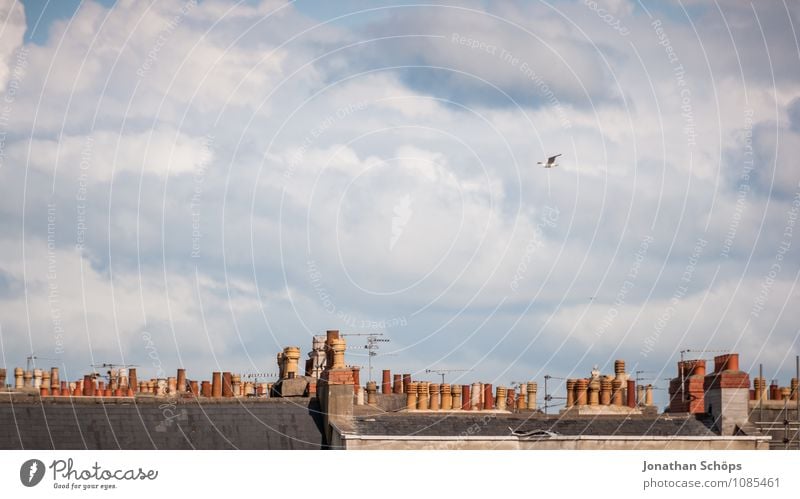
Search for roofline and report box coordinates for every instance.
[339,434,770,442]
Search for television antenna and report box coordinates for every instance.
[26,354,60,372]
[425,369,471,384]
[342,333,390,382]
[90,363,138,384]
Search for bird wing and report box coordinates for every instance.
[548,154,562,162]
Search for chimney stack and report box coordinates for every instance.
[212,372,222,398]
[177,369,187,393]
[441,383,452,410]
[600,376,612,405]
[325,330,340,370]
[406,382,418,410]
[14,368,23,389]
[451,385,461,410]
[403,374,412,393]
[366,381,378,405]
[33,369,42,389]
[470,383,481,410]
[588,379,600,406]
[82,375,95,396]
[168,377,177,395]
[483,383,494,410]
[645,384,654,406]
[627,380,636,408]
[429,384,440,410]
[527,382,537,410]
[222,372,233,397]
[612,379,623,406]
[231,374,242,397]
[382,370,392,394]
[575,379,588,406]
[417,382,429,410]
[496,386,507,410]
[462,384,471,410]
[393,374,403,394]
[331,339,346,369]
[129,369,138,394]
[565,379,576,407]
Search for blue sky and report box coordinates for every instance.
[1,0,798,408]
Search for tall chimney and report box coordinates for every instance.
[331,339,346,369]
[417,382,429,410]
[14,368,23,389]
[483,383,494,410]
[470,383,481,410]
[588,379,600,406]
[177,369,187,393]
[462,385,471,410]
[366,381,378,405]
[565,379,576,407]
[403,374,412,393]
[600,377,612,405]
[222,372,233,397]
[441,383,452,410]
[429,384,440,410]
[211,372,222,398]
[393,374,403,394]
[382,370,392,394]
[451,385,461,411]
[325,330,340,370]
[645,384,654,406]
[406,382,418,410]
[496,386,507,410]
[167,377,177,394]
[82,375,95,396]
[231,374,242,397]
[129,368,138,394]
[575,379,588,406]
[33,369,42,389]
[612,379,623,406]
[627,380,636,408]
[527,382,537,410]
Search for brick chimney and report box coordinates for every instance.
[667,359,706,413]
[704,353,750,435]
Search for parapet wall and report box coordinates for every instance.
[0,394,324,450]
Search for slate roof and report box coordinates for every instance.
[0,398,325,450]
[352,413,717,438]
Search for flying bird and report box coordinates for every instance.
[537,154,561,168]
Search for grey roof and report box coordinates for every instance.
[352,413,717,438]
[0,397,325,450]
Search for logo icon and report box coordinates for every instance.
[20,459,45,487]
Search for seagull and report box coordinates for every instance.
[537,154,561,168]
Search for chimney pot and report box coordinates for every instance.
[429,383,441,410]
[495,386,507,410]
[441,383,452,410]
[526,382,537,410]
[381,370,392,394]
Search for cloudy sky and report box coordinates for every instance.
[1,0,798,406]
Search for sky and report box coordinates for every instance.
[0,0,798,408]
